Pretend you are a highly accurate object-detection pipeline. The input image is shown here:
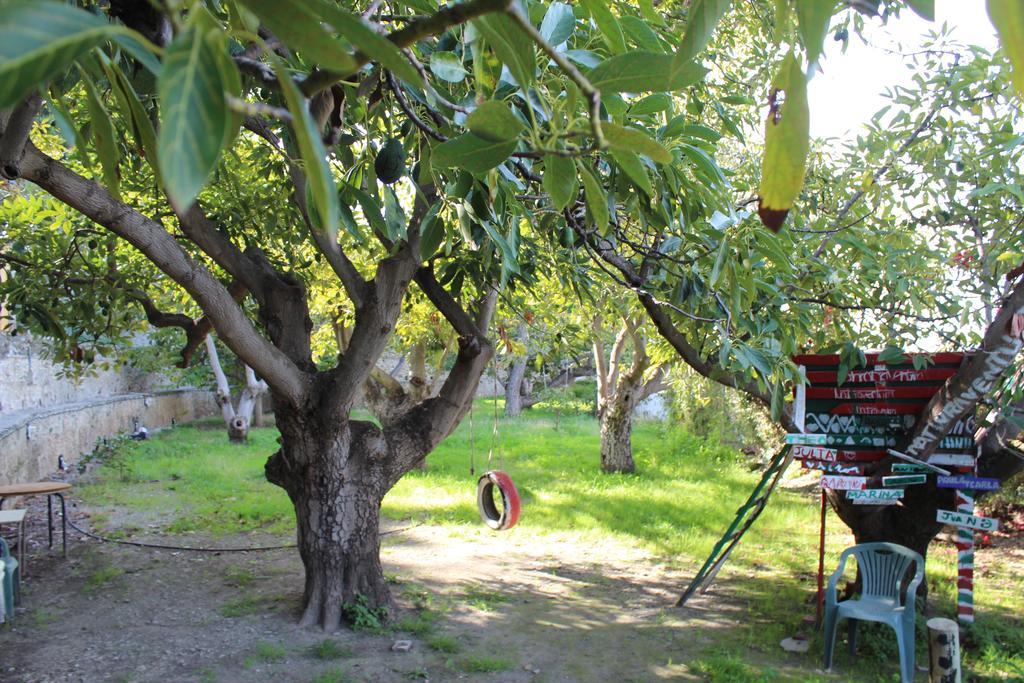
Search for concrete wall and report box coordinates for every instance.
[0,335,168,413]
[0,389,217,485]
[0,334,217,485]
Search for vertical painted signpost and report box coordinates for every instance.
[955,487,975,625]
[793,351,984,627]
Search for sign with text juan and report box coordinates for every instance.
[936,509,999,532]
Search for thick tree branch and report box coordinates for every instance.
[19,144,310,406]
[904,277,1024,459]
[0,92,42,179]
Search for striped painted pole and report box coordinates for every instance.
[955,488,975,624]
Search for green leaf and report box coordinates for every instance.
[432,133,517,174]
[313,2,423,87]
[82,74,120,200]
[382,186,407,242]
[602,122,672,163]
[906,0,934,21]
[430,51,468,83]
[710,235,728,287]
[677,0,731,62]
[238,0,357,72]
[466,101,526,142]
[795,0,835,65]
[540,2,576,45]
[581,0,626,55]
[757,54,809,231]
[270,53,339,236]
[419,202,445,260]
[473,13,535,87]
[157,23,231,212]
[630,93,672,116]
[543,154,578,210]
[588,51,709,93]
[100,55,160,185]
[577,161,609,234]
[621,17,666,52]
[989,0,1024,99]
[610,149,653,196]
[0,1,119,108]
[638,0,667,26]
[876,345,907,364]
[110,33,162,76]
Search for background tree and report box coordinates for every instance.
[592,308,668,473]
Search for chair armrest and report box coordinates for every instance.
[902,555,926,606]
[826,550,853,604]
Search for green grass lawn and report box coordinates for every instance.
[78,401,1024,681]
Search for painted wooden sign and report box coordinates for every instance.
[851,497,899,506]
[804,413,914,436]
[928,453,976,467]
[847,488,904,501]
[793,446,887,463]
[831,403,923,416]
[806,368,957,384]
[882,474,927,487]
[892,463,930,473]
[786,433,828,445]
[806,386,939,400]
[800,460,865,475]
[936,475,1000,491]
[937,509,999,532]
[820,475,868,490]
[825,434,897,448]
[793,352,965,366]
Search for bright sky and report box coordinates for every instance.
[809,0,1000,140]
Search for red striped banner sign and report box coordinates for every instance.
[830,403,923,416]
[806,368,958,384]
[793,353,965,366]
[805,386,939,400]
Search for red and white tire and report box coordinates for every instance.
[477,470,521,531]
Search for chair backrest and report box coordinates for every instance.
[845,542,924,602]
[0,537,9,560]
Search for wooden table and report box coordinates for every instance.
[0,482,72,556]
[0,509,27,574]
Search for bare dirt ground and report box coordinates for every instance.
[0,489,815,683]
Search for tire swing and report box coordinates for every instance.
[469,364,521,531]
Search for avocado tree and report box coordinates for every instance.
[0,0,739,629]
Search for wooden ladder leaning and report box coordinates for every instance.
[676,444,794,606]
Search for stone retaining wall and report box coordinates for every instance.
[0,389,217,485]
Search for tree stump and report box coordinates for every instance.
[927,617,961,683]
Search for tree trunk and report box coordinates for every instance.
[505,322,529,417]
[600,403,635,473]
[265,411,393,631]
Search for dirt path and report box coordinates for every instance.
[0,490,809,683]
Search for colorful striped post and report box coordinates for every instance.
[955,488,975,624]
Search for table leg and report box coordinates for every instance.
[56,494,67,556]
[47,495,53,548]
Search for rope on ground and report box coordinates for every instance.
[67,517,422,553]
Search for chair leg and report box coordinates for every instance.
[847,618,859,656]
[823,610,840,671]
[896,619,916,683]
